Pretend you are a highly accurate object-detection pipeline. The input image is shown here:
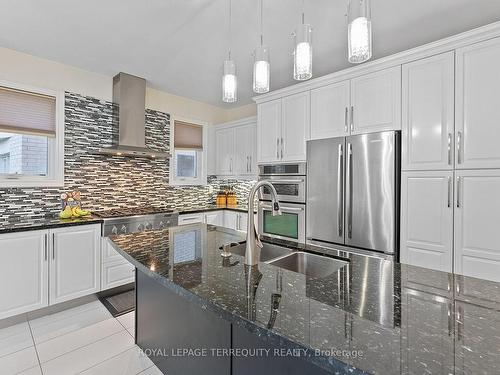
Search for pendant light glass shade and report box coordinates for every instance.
[222,59,237,103]
[253,45,270,93]
[293,23,313,80]
[347,0,372,64]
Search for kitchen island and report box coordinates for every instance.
[109,223,500,375]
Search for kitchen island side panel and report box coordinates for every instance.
[136,269,231,375]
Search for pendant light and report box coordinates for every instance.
[347,0,372,64]
[293,0,312,81]
[253,0,270,93]
[222,0,237,103]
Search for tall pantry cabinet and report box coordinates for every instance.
[401,39,500,282]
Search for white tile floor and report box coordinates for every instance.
[0,301,163,375]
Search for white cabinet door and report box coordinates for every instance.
[350,66,401,134]
[455,38,500,169]
[454,170,500,282]
[178,213,204,225]
[281,91,310,161]
[215,127,235,175]
[204,211,224,226]
[402,52,455,170]
[400,171,454,272]
[0,230,48,319]
[234,124,256,175]
[49,224,101,305]
[237,212,248,232]
[310,81,350,139]
[224,211,239,230]
[102,259,134,291]
[257,99,282,163]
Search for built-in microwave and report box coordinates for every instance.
[258,201,306,243]
[258,162,306,204]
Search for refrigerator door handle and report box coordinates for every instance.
[346,143,353,239]
[337,144,344,236]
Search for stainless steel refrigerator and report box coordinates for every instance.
[306,131,400,255]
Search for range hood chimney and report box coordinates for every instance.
[99,72,170,159]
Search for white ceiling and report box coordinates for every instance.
[1,0,500,108]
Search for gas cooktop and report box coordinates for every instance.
[96,207,179,236]
[94,207,175,219]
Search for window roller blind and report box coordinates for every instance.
[174,121,203,149]
[0,86,56,137]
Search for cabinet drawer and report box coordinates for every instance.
[179,214,204,225]
[102,259,135,290]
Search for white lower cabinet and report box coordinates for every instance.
[49,225,101,305]
[224,211,247,232]
[400,171,454,272]
[101,237,134,291]
[0,224,101,319]
[204,211,224,226]
[454,170,500,282]
[0,230,48,320]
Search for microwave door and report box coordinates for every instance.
[345,131,397,254]
[306,137,345,244]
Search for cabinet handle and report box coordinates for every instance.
[276,138,279,159]
[344,107,348,133]
[337,143,344,236]
[249,156,252,173]
[457,131,462,164]
[350,106,354,132]
[52,233,55,260]
[280,137,284,159]
[447,133,452,165]
[346,143,353,239]
[456,176,461,208]
[44,233,48,261]
[247,156,250,172]
[447,177,452,208]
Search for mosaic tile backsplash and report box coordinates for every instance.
[0,92,255,221]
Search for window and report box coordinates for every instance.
[0,81,64,187]
[171,119,206,186]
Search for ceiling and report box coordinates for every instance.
[1,0,500,108]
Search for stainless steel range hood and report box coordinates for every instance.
[99,72,170,159]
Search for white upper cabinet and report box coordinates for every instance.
[0,230,48,319]
[49,224,101,305]
[350,66,402,135]
[257,99,282,163]
[212,119,257,177]
[257,93,310,163]
[215,127,235,175]
[234,124,256,175]
[456,37,500,169]
[454,170,500,283]
[310,81,350,140]
[281,92,310,161]
[400,171,454,272]
[402,52,455,170]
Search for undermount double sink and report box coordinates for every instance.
[229,243,348,278]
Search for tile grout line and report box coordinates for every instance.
[74,346,141,375]
[28,307,109,345]
[27,319,44,375]
[37,327,129,367]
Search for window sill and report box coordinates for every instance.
[170,178,207,187]
[0,178,64,188]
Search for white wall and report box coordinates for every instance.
[0,46,255,125]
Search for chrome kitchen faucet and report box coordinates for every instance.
[245,181,282,265]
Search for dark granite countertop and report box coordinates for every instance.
[0,215,103,234]
[174,203,255,214]
[109,224,500,374]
